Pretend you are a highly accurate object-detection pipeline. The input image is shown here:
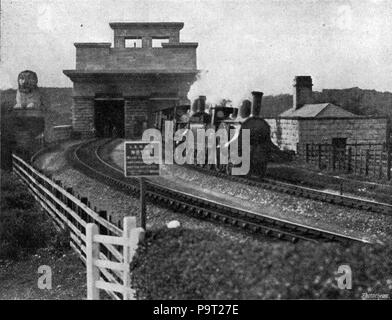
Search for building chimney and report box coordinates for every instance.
[251,91,263,117]
[293,76,313,109]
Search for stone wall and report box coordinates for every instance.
[265,118,299,151]
[75,46,197,71]
[72,76,193,98]
[72,97,95,138]
[298,117,389,145]
[111,24,181,46]
[124,98,150,139]
[70,76,193,138]
[266,116,389,153]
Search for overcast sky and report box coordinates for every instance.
[1,0,391,103]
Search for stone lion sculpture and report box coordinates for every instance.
[13,70,45,110]
[10,70,46,155]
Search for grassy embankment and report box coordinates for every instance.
[0,170,86,299]
[131,228,392,299]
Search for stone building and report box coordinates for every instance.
[63,22,198,139]
[266,76,390,153]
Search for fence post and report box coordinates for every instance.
[98,210,108,256]
[347,147,352,173]
[365,149,370,176]
[305,144,309,163]
[353,143,357,175]
[81,197,89,223]
[139,178,146,230]
[318,144,322,169]
[86,223,100,300]
[122,216,136,300]
[331,144,335,171]
[387,142,391,181]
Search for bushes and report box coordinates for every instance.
[0,209,52,259]
[0,171,69,260]
[131,228,392,299]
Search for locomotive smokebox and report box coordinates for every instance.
[251,91,263,117]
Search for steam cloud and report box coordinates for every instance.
[187,69,257,109]
[186,33,269,111]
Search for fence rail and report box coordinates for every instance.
[87,217,144,300]
[298,143,392,180]
[11,153,144,300]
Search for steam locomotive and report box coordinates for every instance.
[162,91,276,177]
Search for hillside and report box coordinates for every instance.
[260,88,392,118]
[1,86,391,124]
[0,88,72,128]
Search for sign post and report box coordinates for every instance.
[124,141,160,229]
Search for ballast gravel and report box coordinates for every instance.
[35,142,266,244]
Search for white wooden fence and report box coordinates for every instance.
[87,217,144,300]
[12,153,144,300]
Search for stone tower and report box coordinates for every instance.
[63,22,199,139]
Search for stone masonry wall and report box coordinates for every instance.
[266,117,389,154]
[298,117,388,145]
[265,118,299,152]
[72,97,95,138]
[76,47,197,71]
[124,98,150,139]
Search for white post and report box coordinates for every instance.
[86,223,100,300]
[122,216,136,300]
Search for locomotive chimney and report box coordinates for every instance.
[191,95,207,114]
[293,76,313,110]
[198,95,206,113]
[251,91,263,117]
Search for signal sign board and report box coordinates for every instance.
[124,141,160,177]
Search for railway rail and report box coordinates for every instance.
[67,139,371,245]
[184,164,392,216]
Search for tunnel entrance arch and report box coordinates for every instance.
[94,95,125,138]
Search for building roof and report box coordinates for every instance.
[279,103,357,118]
[109,22,184,30]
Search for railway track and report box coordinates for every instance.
[184,164,392,216]
[66,139,371,245]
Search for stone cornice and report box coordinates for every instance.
[63,69,199,81]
